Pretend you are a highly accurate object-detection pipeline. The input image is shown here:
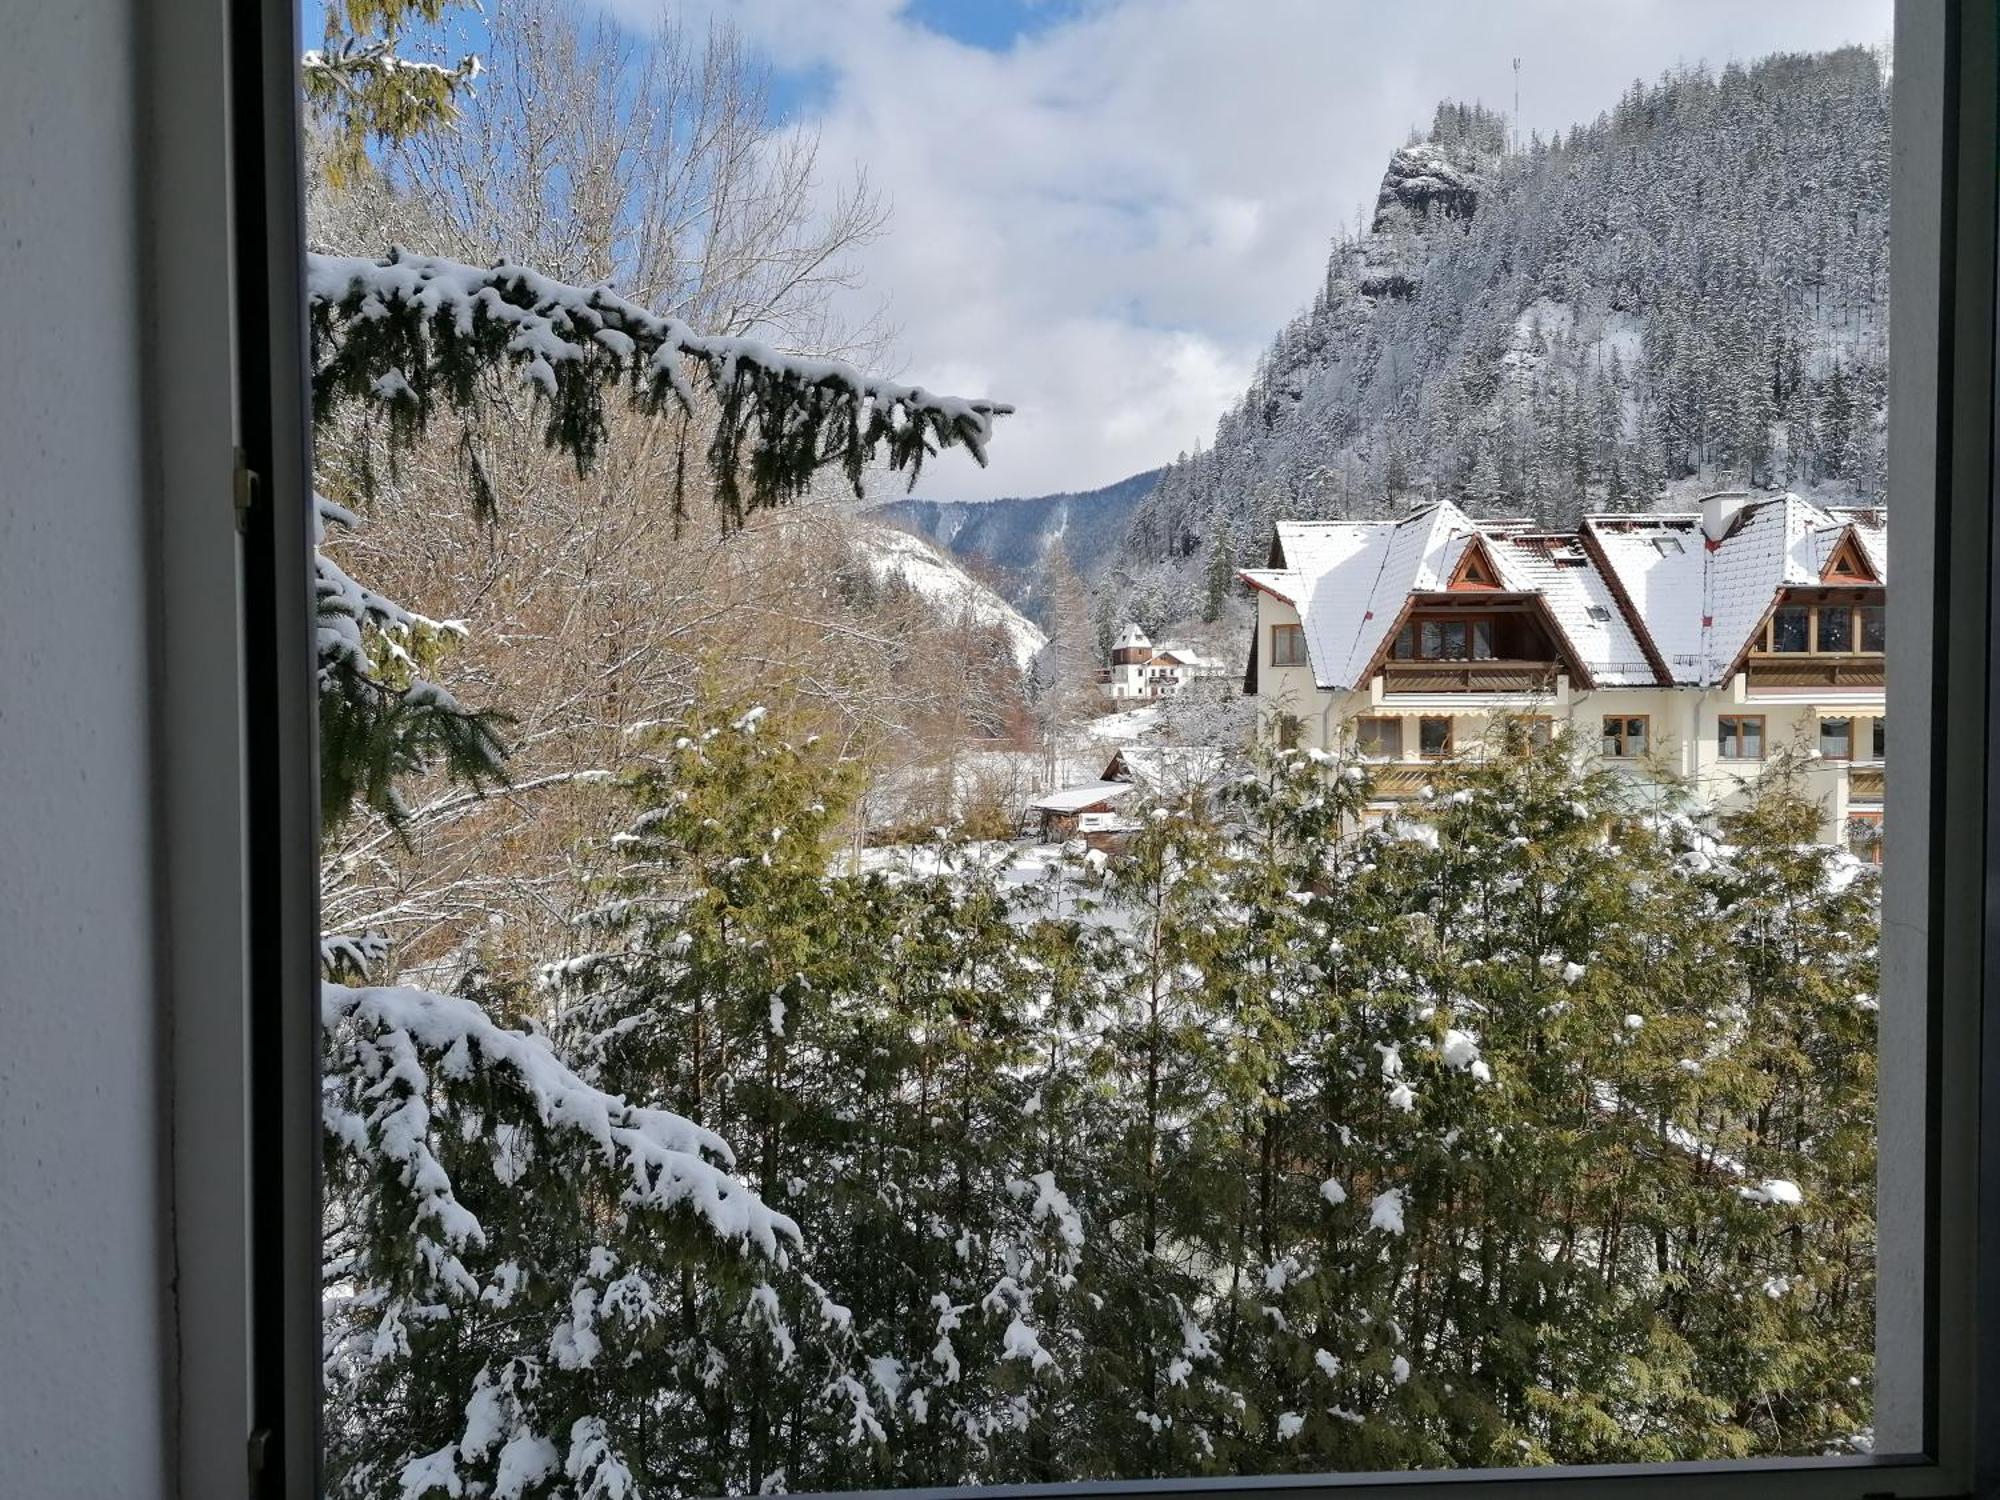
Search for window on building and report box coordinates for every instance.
[1274,712,1303,750]
[1860,603,1887,651]
[1602,715,1649,758]
[1820,716,1854,759]
[1418,715,1453,757]
[1354,716,1404,759]
[1420,619,1465,659]
[1771,605,1811,652]
[1848,810,1884,864]
[1873,715,1887,760]
[1718,714,1766,759]
[1271,622,1306,666]
[1398,615,1498,662]
[1526,715,1554,747]
[1652,536,1685,555]
[1760,601,1887,655]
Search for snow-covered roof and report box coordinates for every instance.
[1587,494,1886,685]
[1112,623,1152,651]
[1251,493,1885,692]
[1104,746,1229,793]
[1240,501,1649,690]
[1581,516,1709,682]
[1028,780,1135,814]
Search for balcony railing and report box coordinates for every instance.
[1746,653,1885,688]
[1362,765,1435,797]
[1850,765,1885,800]
[1381,659,1560,694]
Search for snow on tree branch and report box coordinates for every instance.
[324,978,800,1260]
[308,248,1013,526]
[315,495,509,831]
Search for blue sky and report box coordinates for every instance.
[315,0,1896,502]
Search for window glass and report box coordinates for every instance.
[1273,623,1306,666]
[1602,715,1648,757]
[1818,605,1853,652]
[1719,715,1765,759]
[1820,716,1854,759]
[1771,605,1811,651]
[1419,715,1452,756]
[1873,716,1887,759]
[1860,604,1887,651]
[1393,622,1415,658]
[1355,717,1404,759]
[1472,619,1494,658]
[1848,812,1884,864]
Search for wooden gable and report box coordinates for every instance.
[1447,535,1506,590]
[1820,528,1880,584]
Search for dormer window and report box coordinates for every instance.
[1651,536,1685,556]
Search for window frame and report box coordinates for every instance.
[1821,714,1856,762]
[1601,713,1650,759]
[1418,714,1454,759]
[1271,620,1307,667]
[1395,611,1503,662]
[1717,713,1767,760]
[181,1,1998,1497]
[1760,600,1890,656]
[1354,714,1405,761]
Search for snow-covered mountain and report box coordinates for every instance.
[854,523,1048,669]
[1119,48,1890,622]
[868,467,1162,615]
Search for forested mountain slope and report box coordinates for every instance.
[1123,47,1889,608]
[870,466,1163,611]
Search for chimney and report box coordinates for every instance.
[1699,492,1753,543]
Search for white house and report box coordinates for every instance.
[1239,492,1887,854]
[1104,624,1229,700]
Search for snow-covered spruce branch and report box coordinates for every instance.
[323,979,797,1256]
[315,496,509,830]
[308,248,1012,525]
[323,979,804,1497]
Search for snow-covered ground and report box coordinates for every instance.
[1082,705,1162,743]
[855,523,1048,668]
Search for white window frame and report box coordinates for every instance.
[153,2,1996,1497]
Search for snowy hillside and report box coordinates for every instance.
[869,467,1161,615]
[1124,49,1890,604]
[855,523,1049,668]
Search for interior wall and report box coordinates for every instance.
[0,1,172,1495]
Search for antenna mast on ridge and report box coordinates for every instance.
[1513,57,1521,153]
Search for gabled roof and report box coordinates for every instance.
[1239,501,1652,690]
[1250,492,1888,694]
[1028,780,1133,814]
[1586,494,1887,685]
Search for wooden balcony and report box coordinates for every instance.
[1849,766,1885,800]
[1745,653,1885,689]
[1381,659,1560,694]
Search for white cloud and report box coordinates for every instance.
[601,0,1892,500]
